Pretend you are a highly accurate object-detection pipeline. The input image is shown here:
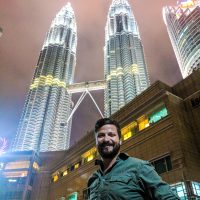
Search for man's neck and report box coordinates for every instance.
[102,153,119,173]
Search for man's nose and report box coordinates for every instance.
[103,134,110,142]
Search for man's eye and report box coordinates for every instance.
[97,134,104,138]
[108,133,116,137]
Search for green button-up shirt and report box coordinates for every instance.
[87,153,179,200]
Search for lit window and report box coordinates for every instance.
[3,171,28,178]
[192,182,200,196]
[123,131,132,140]
[8,179,17,183]
[62,170,68,176]
[74,163,79,169]
[137,115,149,131]
[68,192,78,200]
[121,121,137,141]
[82,147,97,163]
[87,154,94,162]
[149,107,168,124]
[33,162,39,170]
[61,169,68,177]
[170,182,188,199]
[53,175,58,182]
[5,161,30,170]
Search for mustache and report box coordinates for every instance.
[99,142,114,147]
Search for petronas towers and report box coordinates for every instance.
[12,0,149,152]
[104,0,149,116]
[12,3,77,152]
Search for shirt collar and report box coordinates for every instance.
[95,152,129,167]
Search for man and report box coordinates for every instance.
[87,118,179,200]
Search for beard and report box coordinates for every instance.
[97,141,120,159]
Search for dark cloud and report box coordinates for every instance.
[0,0,182,148]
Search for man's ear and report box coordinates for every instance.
[119,140,122,145]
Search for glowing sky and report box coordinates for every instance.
[0,0,182,148]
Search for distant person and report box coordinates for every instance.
[87,118,179,199]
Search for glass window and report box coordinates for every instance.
[3,170,28,178]
[151,155,172,174]
[121,121,137,141]
[61,170,68,177]
[192,182,200,196]
[68,192,78,200]
[82,147,97,163]
[137,115,149,131]
[5,161,30,170]
[71,161,82,171]
[170,182,188,200]
[149,107,168,124]
[53,175,58,182]
[74,163,79,169]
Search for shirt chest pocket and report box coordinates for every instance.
[106,175,135,190]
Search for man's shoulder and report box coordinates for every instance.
[128,156,149,164]
[121,153,149,167]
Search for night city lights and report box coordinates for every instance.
[0,0,200,200]
[0,137,7,155]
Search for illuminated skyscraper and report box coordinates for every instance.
[104,0,150,117]
[12,3,77,152]
[163,0,200,78]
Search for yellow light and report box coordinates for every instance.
[132,64,139,74]
[87,154,94,162]
[107,75,112,81]
[82,147,97,163]
[30,75,67,89]
[121,121,137,141]
[63,170,68,176]
[123,131,132,141]
[53,175,58,182]
[82,147,97,158]
[33,162,39,170]
[180,0,195,8]
[137,115,149,131]
[74,163,79,169]
[110,70,116,76]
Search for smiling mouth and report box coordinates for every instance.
[102,144,113,147]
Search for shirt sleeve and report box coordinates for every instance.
[138,161,180,200]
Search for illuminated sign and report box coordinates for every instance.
[179,0,196,8]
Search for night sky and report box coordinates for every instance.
[0,0,182,149]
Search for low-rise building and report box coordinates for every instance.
[1,70,200,200]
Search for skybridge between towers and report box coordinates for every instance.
[66,80,106,123]
[67,80,106,94]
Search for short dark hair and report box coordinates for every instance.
[94,118,121,139]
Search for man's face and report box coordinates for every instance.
[96,124,120,159]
